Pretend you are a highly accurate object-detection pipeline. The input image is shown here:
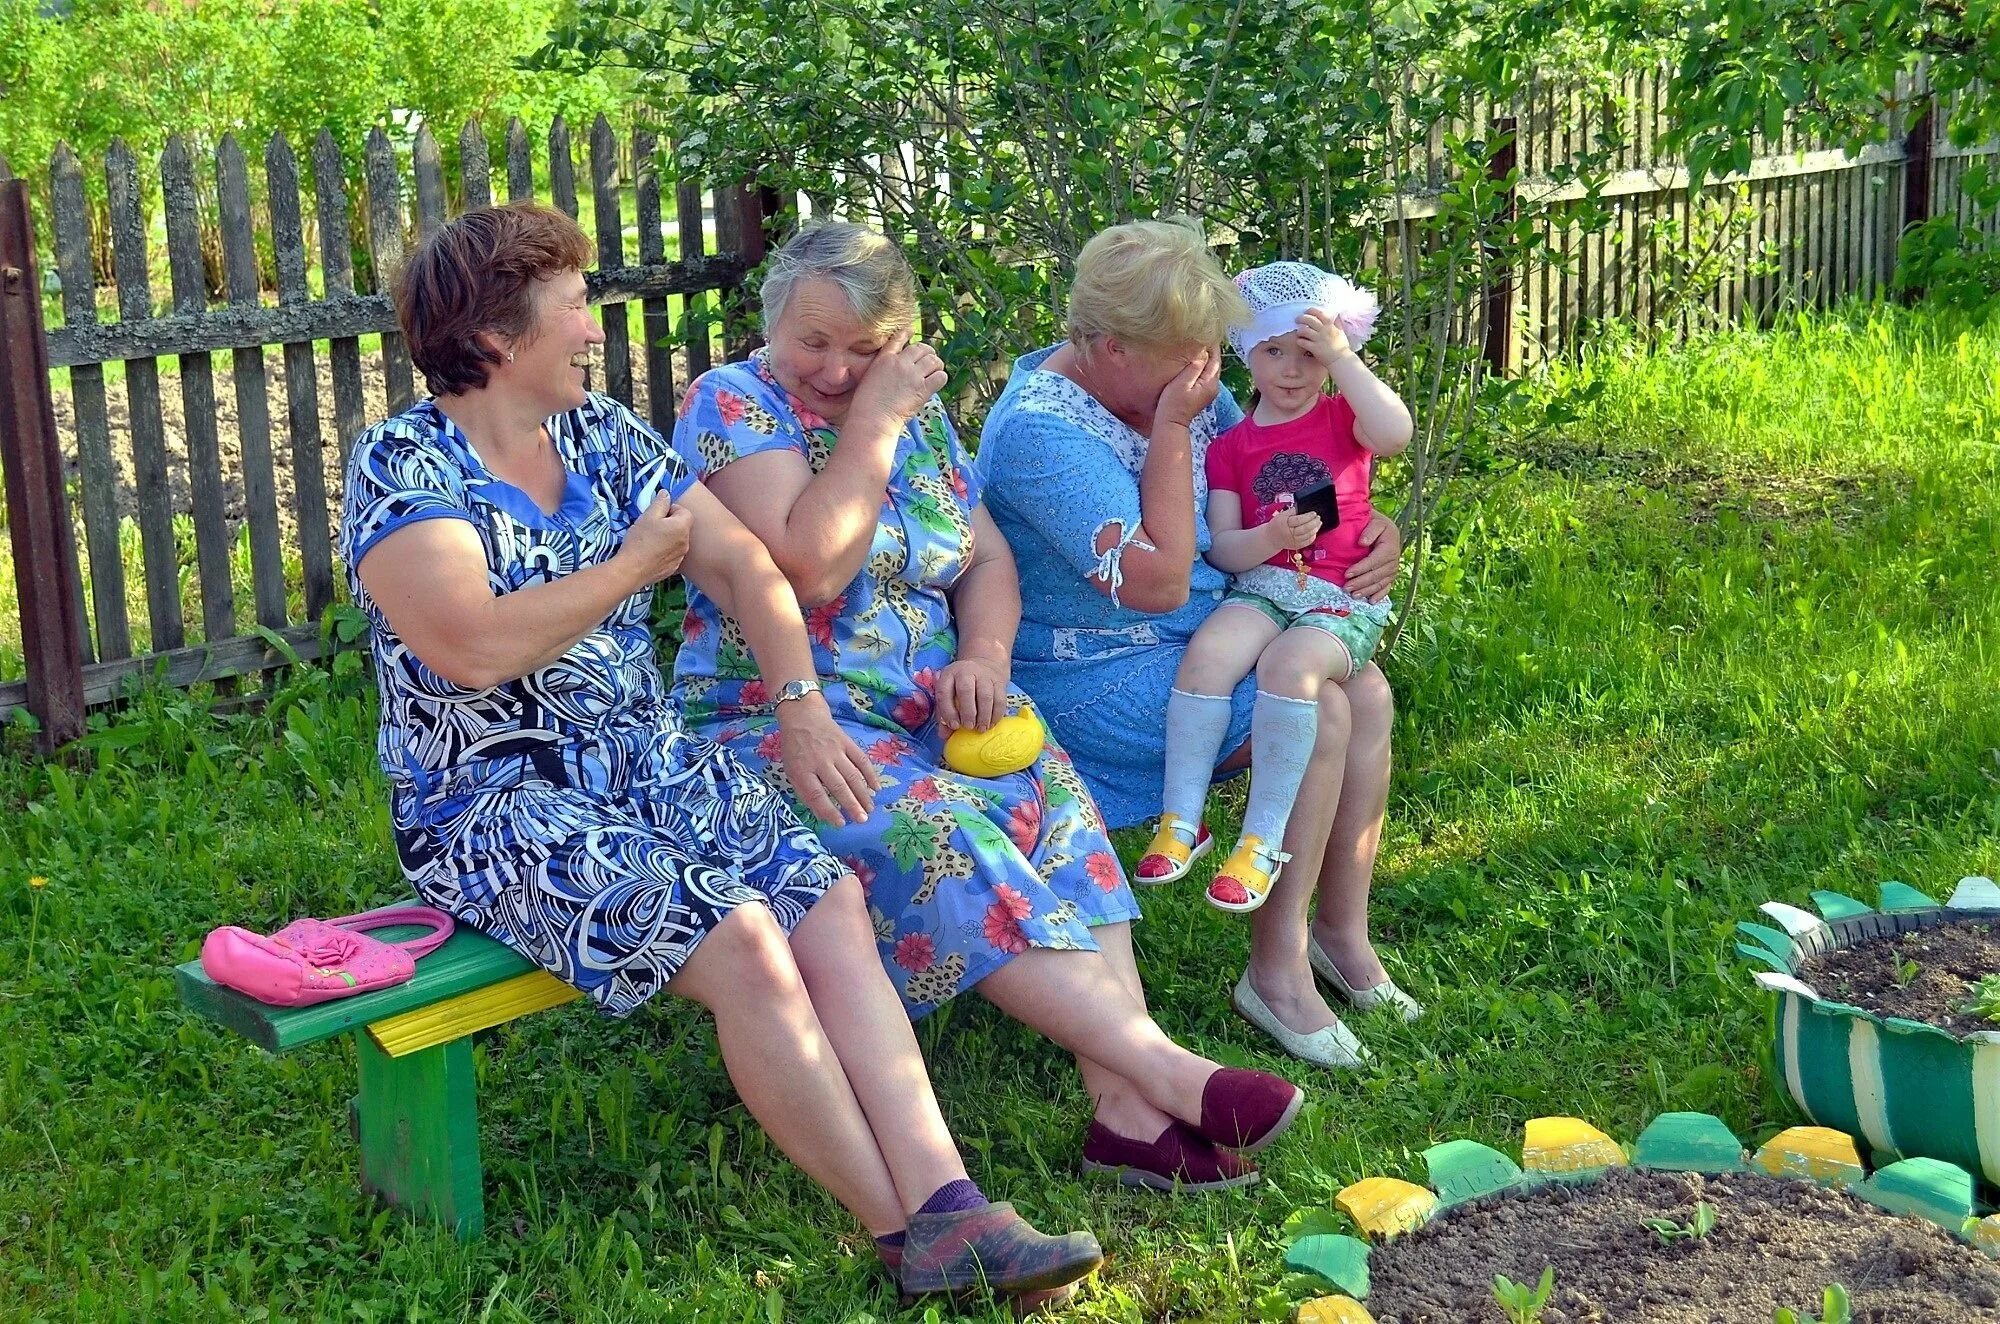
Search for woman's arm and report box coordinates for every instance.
[937,503,1021,732]
[701,337,943,607]
[1299,310,1413,456]
[355,496,690,691]
[1082,352,1222,613]
[677,481,880,826]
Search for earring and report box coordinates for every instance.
[506,351,516,362]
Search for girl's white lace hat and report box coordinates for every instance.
[1228,260,1381,359]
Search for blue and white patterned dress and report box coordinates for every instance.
[339,393,844,1018]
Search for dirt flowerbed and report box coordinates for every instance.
[1365,1167,2000,1323]
[1799,920,2000,1034]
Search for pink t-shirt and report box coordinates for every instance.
[1203,393,1375,587]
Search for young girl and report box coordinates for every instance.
[1136,261,1412,914]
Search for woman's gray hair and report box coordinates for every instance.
[760,221,918,336]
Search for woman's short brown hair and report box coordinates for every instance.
[395,202,595,397]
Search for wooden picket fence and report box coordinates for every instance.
[2,88,1997,748]
[0,115,768,745]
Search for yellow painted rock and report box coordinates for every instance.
[1336,1176,1438,1239]
[1522,1116,1627,1173]
[942,708,1046,778]
[1971,1214,2000,1258]
[1752,1126,1865,1187]
[1297,1297,1376,1324]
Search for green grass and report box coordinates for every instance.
[4,303,1999,1321]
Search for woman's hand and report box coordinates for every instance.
[1345,511,1403,602]
[777,698,880,827]
[935,656,1009,733]
[615,493,694,587]
[1155,348,1222,429]
[851,330,947,426]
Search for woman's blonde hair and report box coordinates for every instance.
[761,220,917,336]
[1066,218,1248,353]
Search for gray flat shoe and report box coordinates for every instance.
[1307,935,1424,1022]
[1230,972,1370,1069]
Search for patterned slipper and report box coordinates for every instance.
[1135,816,1212,885]
[1080,1119,1261,1192]
[1194,1066,1306,1154]
[899,1201,1102,1299]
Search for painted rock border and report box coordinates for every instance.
[1282,1111,2000,1323]
[1736,876,2000,1188]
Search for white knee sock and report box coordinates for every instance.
[1241,690,1319,845]
[1160,688,1234,827]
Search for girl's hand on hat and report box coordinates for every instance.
[1297,309,1354,364]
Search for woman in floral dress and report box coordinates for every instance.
[673,221,1307,1190]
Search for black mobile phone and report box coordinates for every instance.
[1288,479,1341,530]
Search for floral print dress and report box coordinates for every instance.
[670,352,1137,1017]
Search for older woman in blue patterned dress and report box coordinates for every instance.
[673,221,1308,1193]
[339,202,1105,1304]
[977,220,1418,1073]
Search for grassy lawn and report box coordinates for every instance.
[3,304,1998,1321]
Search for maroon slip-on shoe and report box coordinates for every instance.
[1196,1066,1305,1154]
[899,1201,1102,1299]
[1080,1119,1261,1192]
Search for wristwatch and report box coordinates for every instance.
[773,678,824,707]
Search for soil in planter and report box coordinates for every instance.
[1798,920,2000,1033]
[1363,1167,2000,1323]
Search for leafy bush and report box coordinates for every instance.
[539,0,1642,624]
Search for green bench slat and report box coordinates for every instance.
[175,910,536,1054]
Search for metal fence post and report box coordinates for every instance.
[0,179,87,750]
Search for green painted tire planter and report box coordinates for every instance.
[1278,1111,2000,1322]
[1736,876,2000,1188]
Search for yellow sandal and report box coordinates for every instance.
[1134,814,1212,885]
[1206,836,1289,914]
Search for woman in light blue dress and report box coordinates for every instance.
[977,220,1420,1070]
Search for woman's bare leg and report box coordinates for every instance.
[1067,921,1180,1138]
[667,899,905,1234]
[1308,662,1395,989]
[787,875,969,1214]
[977,946,1216,1127]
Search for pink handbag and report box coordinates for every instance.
[200,907,455,1007]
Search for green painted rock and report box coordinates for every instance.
[1633,1112,1746,1173]
[1284,1234,1371,1298]
[1423,1139,1523,1207]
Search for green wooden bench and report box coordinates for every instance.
[175,907,581,1238]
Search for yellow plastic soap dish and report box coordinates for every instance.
[942,706,1047,779]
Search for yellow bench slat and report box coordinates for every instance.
[367,970,582,1057]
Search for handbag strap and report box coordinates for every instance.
[328,906,456,960]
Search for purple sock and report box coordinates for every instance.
[874,1230,906,1255]
[918,1178,988,1215]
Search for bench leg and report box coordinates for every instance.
[352,1030,485,1239]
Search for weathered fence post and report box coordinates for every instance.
[0,180,87,749]
[1899,106,1934,304]
[1483,117,1520,376]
